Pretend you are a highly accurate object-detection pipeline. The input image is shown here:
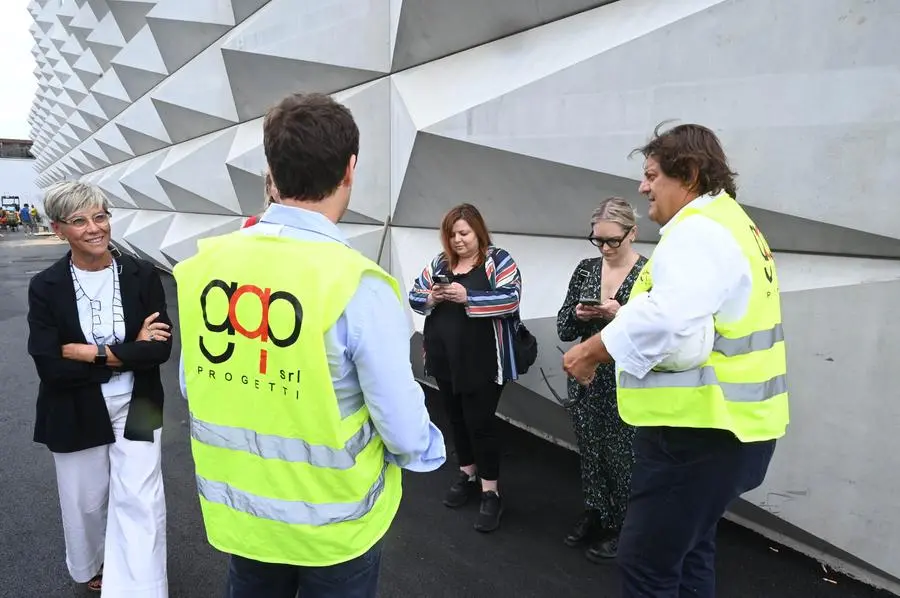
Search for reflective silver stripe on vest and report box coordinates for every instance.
[713,324,784,357]
[196,461,387,526]
[619,367,787,403]
[190,415,376,470]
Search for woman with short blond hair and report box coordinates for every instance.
[27,181,172,595]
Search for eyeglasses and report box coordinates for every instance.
[588,226,633,249]
[60,211,111,229]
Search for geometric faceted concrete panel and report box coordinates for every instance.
[221,0,391,122]
[742,279,900,585]
[398,0,900,253]
[393,132,644,237]
[28,0,900,590]
[390,0,617,71]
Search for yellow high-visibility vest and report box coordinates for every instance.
[174,232,403,566]
[617,192,789,442]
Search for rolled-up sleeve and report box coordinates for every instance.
[601,217,747,378]
[350,274,447,472]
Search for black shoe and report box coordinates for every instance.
[443,471,478,508]
[564,510,601,547]
[585,536,618,563]
[474,491,503,533]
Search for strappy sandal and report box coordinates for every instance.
[86,565,103,592]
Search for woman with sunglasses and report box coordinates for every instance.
[26,181,172,596]
[555,197,647,563]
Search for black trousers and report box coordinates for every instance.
[617,427,776,598]
[436,379,504,481]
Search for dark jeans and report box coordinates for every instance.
[436,379,504,481]
[225,541,383,598]
[617,427,776,598]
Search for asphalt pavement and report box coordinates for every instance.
[0,233,890,598]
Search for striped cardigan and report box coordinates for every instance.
[408,246,523,384]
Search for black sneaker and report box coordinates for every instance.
[564,509,601,547]
[443,471,478,508]
[585,536,618,563]
[474,491,503,533]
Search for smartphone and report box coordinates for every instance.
[579,297,602,306]
[432,273,452,285]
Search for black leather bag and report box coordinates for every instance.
[511,315,538,375]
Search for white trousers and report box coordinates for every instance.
[52,391,168,598]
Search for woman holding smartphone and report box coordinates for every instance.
[556,197,647,563]
[408,203,523,534]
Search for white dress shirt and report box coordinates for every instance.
[601,194,753,379]
[71,262,135,397]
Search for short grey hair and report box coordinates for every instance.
[590,197,638,229]
[43,181,110,223]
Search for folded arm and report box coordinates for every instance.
[111,268,173,371]
[353,274,446,472]
[27,280,113,387]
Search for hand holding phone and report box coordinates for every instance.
[429,273,451,306]
[575,297,609,322]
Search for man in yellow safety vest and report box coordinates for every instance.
[563,123,788,598]
[174,93,446,598]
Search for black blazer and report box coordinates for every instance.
[27,251,173,453]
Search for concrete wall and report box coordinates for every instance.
[25,0,900,591]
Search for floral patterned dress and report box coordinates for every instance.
[556,255,648,532]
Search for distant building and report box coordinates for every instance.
[0,138,35,160]
[0,139,41,212]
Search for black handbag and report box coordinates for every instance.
[511,315,538,375]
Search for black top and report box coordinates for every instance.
[27,251,173,453]
[556,256,648,402]
[423,265,498,394]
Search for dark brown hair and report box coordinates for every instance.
[263,93,359,201]
[440,204,492,268]
[633,122,738,199]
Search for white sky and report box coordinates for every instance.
[0,0,37,140]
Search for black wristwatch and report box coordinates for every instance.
[94,344,108,366]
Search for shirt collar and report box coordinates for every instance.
[258,203,349,246]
